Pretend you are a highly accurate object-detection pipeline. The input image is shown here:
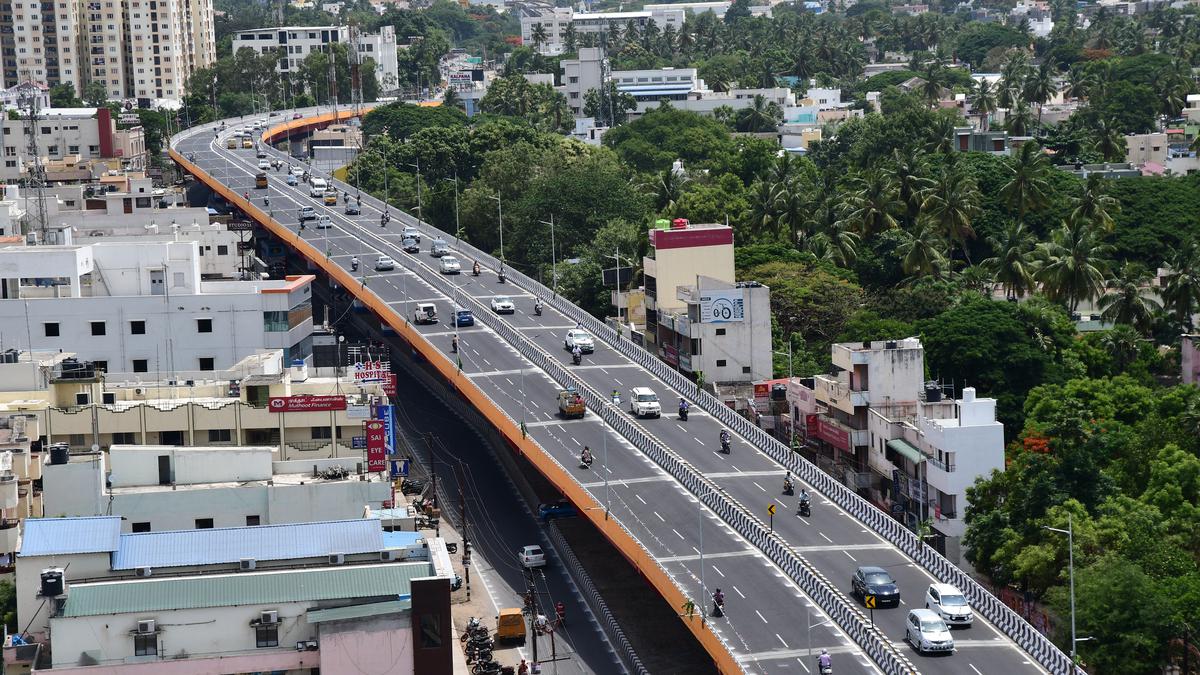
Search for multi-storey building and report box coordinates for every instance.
[231,24,398,88]
[0,0,215,105]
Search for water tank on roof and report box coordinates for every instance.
[654,219,670,230]
[0,349,19,364]
[924,381,942,403]
[48,443,70,465]
[671,218,689,230]
[40,568,64,597]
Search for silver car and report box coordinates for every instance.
[925,584,973,627]
[905,609,954,654]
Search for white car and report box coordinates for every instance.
[401,225,420,243]
[925,584,973,627]
[257,159,270,170]
[290,166,305,177]
[374,256,395,271]
[308,178,328,197]
[905,609,955,654]
[439,256,461,274]
[315,215,333,229]
[490,295,515,314]
[519,545,546,568]
[564,329,594,353]
[298,206,316,221]
[629,387,661,418]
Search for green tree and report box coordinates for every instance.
[1036,219,1113,313]
[839,170,900,237]
[920,166,982,263]
[1162,239,1200,330]
[49,83,81,107]
[1069,174,1120,231]
[1000,141,1053,225]
[734,94,783,132]
[82,81,108,106]
[583,82,638,127]
[1092,116,1127,163]
[362,101,467,140]
[983,221,1039,300]
[1098,263,1159,334]
[897,220,950,280]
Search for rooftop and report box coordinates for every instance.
[19,517,122,557]
[61,563,430,617]
[111,519,401,570]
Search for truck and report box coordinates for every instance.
[495,608,526,645]
[557,389,585,419]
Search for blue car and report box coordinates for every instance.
[454,309,474,327]
[538,500,577,521]
[286,174,298,186]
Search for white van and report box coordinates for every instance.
[308,177,328,197]
[629,387,661,418]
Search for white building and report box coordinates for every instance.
[0,240,315,374]
[521,7,685,55]
[42,444,394,530]
[0,108,129,180]
[643,1,773,18]
[12,517,454,673]
[1124,131,1200,175]
[0,81,50,112]
[232,25,399,89]
[0,0,215,104]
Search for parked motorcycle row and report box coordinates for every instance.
[461,618,503,674]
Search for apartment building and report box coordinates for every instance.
[0,0,215,104]
[42,444,394,529]
[231,24,398,88]
[520,7,685,55]
[0,107,144,180]
[10,517,453,673]
[0,349,395,462]
[0,240,315,372]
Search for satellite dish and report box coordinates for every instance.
[90,443,100,452]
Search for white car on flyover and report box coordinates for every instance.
[490,295,515,314]
[564,329,594,353]
[439,256,461,274]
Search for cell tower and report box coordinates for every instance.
[19,76,48,241]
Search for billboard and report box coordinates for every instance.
[268,395,347,412]
[365,420,387,472]
[698,289,745,323]
[352,360,390,383]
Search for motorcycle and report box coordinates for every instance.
[471,662,501,675]
[817,658,832,675]
[712,592,726,618]
[351,258,359,272]
[679,404,689,421]
[497,271,506,283]
[783,478,794,496]
[579,453,593,469]
[534,302,543,316]
[572,350,582,365]
[472,262,481,276]
[720,435,731,454]
[798,497,812,518]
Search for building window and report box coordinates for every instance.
[419,614,443,648]
[131,521,150,532]
[715,328,726,336]
[716,359,727,367]
[217,245,228,255]
[130,320,146,334]
[133,633,156,656]
[90,320,105,335]
[196,318,212,333]
[198,357,214,371]
[246,515,261,526]
[113,432,135,444]
[43,321,59,336]
[194,518,213,529]
[207,429,231,443]
[132,359,148,373]
[255,624,279,648]
[742,366,751,374]
[93,360,107,373]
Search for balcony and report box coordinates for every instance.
[814,374,869,414]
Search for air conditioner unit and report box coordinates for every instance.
[379,550,399,562]
[239,558,256,571]
[260,610,278,625]
[136,619,156,634]
[327,553,344,565]
[135,567,152,578]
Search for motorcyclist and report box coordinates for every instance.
[679,398,689,418]
[581,446,593,466]
[713,588,725,616]
[572,344,582,364]
[612,389,621,405]
[263,195,270,207]
[534,298,543,315]
[783,472,793,494]
[472,261,481,276]
[451,334,459,353]
[498,263,506,283]
[817,649,832,672]
[351,256,359,271]
[720,429,731,452]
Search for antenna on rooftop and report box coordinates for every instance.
[19,73,49,242]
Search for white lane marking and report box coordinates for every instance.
[653,511,665,522]
[635,494,647,505]
[842,550,857,562]
[712,565,725,578]
[755,609,768,624]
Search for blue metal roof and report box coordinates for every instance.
[381,531,422,550]
[19,517,122,557]
[111,519,385,570]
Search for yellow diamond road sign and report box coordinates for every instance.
[865,595,877,609]
[767,504,777,516]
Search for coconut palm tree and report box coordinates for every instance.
[530,23,550,51]
[972,78,999,131]
[998,51,1030,109]
[1065,66,1095,102]
[1093,117,1126,163]
[886,148,932,228]
[1000,141,1052,225]
[839,170,900,237]
[1069,175,1120,232]
[920,167,982,263]
[1022,60,1058,131]
[745,179,780,241]
[775,178,810,243]
[1035,219,1113,313]
[653,167,689,212]
[807,224,860,268]
[983,221,1039,300]
[1007,102,1034,136]
[738,94,783,132]
[1162,239,1200,330]
[1099,324,1143,371]
[920,63,945,106]
[1098,263,1160,334]
[897,220,951,281]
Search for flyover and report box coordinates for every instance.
[171,107,1079,675]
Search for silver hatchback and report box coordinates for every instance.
[905,609,954,654]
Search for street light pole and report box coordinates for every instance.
[489,193,504,264]
[406,157,422,222]
[1044,513,1077,662]
[539,216,557,297]
[774,342,794,446]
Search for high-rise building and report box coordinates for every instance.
[0,0,216,106]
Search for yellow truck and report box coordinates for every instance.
[557,389,585,419]
[226,138,238,149]
[241,137,253,149]
[495,608,525,645]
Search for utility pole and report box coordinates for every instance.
[527,575,539,666]
[455,463,471,599]
[422,433,438,537]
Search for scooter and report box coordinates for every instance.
[798,497,812,518]
[712,593,725,618]
[679,405,688,421]
[572,351,582,365]
[783,479,794,496]
[579,454,593,469]
[472,263,481,276]
[534,302,543,316]
[817,659,832,675]
[351,258,360,272]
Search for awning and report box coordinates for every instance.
[887,438,924,464]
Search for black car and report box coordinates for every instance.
[345,203,361,215]
[402,237,420,254]
[852,566,900,607]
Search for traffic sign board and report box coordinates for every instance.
[864,595,877,609]
[767,503,777,516]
